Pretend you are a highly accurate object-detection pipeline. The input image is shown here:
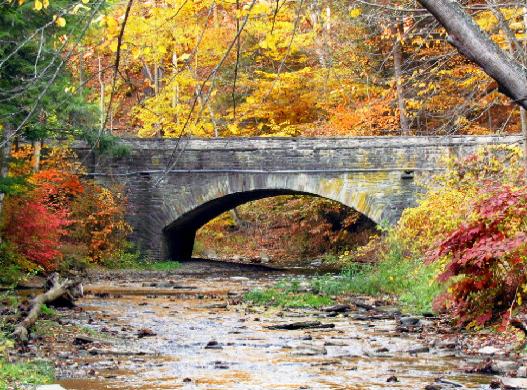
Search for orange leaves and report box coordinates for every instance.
[69,182,131,262]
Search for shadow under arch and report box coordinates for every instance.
[162,189,376,260]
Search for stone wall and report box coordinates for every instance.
[74,135,522,259]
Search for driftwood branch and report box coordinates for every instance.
[12,273,82,342]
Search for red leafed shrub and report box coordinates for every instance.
[2,194,70,271]
[1,168,77,271]
[427,183,527,327]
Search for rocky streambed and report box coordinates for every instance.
[9,260,527,389]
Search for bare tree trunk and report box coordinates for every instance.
[98,56,105,132]
[32,139,42,173]
[417,0,527,110]
[521,108,527,173]
[418,0,527,173]
[393,20,409,135]
[487,0,527,172]
[208,100,219,137]
[154,63,160,95]
[79,47,84,99]
[0,124,14,227]
[230,207,248,229]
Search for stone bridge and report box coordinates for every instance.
[75,135,522,260]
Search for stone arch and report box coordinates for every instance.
[160,173,391,260]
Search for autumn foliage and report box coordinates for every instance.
[2,189,70,271]
[384,145,527,327]
[428,184,527,327]
[0,145,131,272]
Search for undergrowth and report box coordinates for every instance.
[311,244,441,313]
[0,331,54,389]
[244,288,332,308]
[244,242,440,314]
[0,359,54,389]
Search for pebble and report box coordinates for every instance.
[205,340,223,349]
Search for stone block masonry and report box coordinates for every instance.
[72,135,522,260]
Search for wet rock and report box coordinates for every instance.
[353,301,376,311]
[301,335,313,340]
[386,375,398,382]
[375,347,389,353]
[201,303,228,309]
[437,378,463,388]
[399,316,421,326]
[436,339,457,350]
[500,377,527,389]
[407,346,429,354]
[205,340,223,349]
[182,378,192,383]
[478,346,503,355]
[425,378,463,389]
[73,335,96,345]
[267,321,335,330]
[491,360,520,375]
[324,340,348,346]
[292,344,327,356]
[321,304,351,313]
[424,385,442,390]
[464,359,496,374]
[137,328,156,338]
[350,314,371,321]
[376,306,401,316]
[230,277,249,281]
[214,361,229,369]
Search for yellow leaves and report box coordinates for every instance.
[109,40,118,52]
[55,16,66,28]
[31,0,48,10]
[406,99,422,111]
[349,8,361,18]
[157,45,167,55]
[179,53,191,61]
[0,338,14,356]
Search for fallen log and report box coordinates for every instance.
[266,321,335,330]
[12,273,82,342]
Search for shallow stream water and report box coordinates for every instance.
[54,260,496,390]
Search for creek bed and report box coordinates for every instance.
[51,261,498,389]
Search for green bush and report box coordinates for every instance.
[101,244,142,269]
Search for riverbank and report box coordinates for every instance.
[1,260,526,389]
